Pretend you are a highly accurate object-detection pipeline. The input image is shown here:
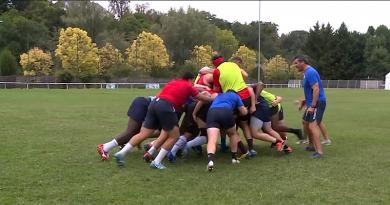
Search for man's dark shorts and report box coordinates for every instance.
[127,97,151,124]
[303,101,326,123]
[207,108,235,130]
[143,98,179,131]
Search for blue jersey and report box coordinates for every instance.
[210,91,244,110]
[303,66,326,106]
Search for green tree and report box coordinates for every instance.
[62,1,112,43]
[152,7,217,65]
[304,22,335,78]
[280,30,309,61]
[55,27,99,78]
[0,48,18,76]
[126,31,170,72]
[0,9,50,57]
[213,28,239,59]
[364,25,390,79]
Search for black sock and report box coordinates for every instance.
[246,138,254,150]
[231,152,237,160]
[207,153,215,162]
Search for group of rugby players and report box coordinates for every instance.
[97,55,303,171]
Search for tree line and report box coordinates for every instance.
[0,0,389,82]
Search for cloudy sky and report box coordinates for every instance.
[97,1,390,35]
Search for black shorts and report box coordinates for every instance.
[180,102,199,135]
[303,101,326,123]
[207,108,236,130]
[268,105,284,121]
[196,102,212,122]
[143,98,179,131]
[237,97,251,122]
[127,97,151,124]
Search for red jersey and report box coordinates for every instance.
[158,79,199,109]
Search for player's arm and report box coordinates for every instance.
[247,86,256,113]
[238,105,248,116]
[194,83,211,91]
[240,68,249,80]
[311,83,319,108]
[192,100,203,121]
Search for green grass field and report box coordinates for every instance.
[1,88,389,205]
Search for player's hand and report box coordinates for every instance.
[306,107,315,114]
[271,99,279,107]
[249,106,256,114]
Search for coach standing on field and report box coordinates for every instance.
[293,56,327,159]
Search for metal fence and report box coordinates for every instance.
[0,80,386,89]
[287,80,385,89]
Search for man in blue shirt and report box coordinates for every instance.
[206,90,248,171]
[293,56,327,159]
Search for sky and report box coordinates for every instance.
[97,1,390,35]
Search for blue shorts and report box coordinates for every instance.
[127,97,151,124]
[303,101,326,123]
[252,101,270,122]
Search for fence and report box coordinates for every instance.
[287,80,385,89]
[0,80,386,89]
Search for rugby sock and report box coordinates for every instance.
[103,139,118,152]
[171,136,187,156]
[154,148,169,164]
[147,146,157,155]
[231,152,238,160]
[246,138,254,150]
[207,153,215,163]
[116,143,133,155]
[187,136,207,148]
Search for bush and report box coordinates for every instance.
[56,70,75,83]
[78,72,97,83]
[0,48,18,76]
[109,64,133,78]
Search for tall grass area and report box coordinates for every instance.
[1,88,389,205]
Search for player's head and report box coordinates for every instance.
[292,55,309,72]
[212,55,224,68]
[181,71,195,81]
[231,56,243,65]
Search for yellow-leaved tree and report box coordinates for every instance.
[55,27,99,78]
[126,31,170,72]
[186,45,214,68]
[231,45,257,71]
[20,47,52,76]
[264,55,300,80]
[98,43,124,76]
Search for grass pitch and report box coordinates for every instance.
[1,88,389,205]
